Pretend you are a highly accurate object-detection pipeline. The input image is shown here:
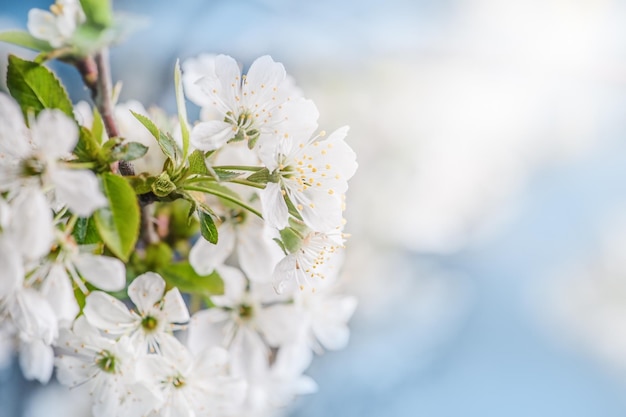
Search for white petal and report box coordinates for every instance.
[19,339,54,383]
[186,309,230,354]
[162,287,190,323]
[128,272,165,314]
[40,264,79,325]
[237,220,282,283]
[244,55,286,100]
[212,265,247,306]
[83,291,137,334]
[12,289,58,344]
[30,109,78,156]
[189,223,235,275]
[182,54,217,106]
[9,187,54,260]
[272,255,298,295]
[260,182,288,230]
[51,169,107,216]
[0,237,24,302]
[0,92,29,158]
[190,120,235,151]
[74,253,126,291]
[54,354,97,387]
[27,9,64,47]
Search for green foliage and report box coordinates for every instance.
[198,210,219,244]
[174,60,190,159]
[6,55,74,120]
[188,150,210,175]
[109,141,149,162]
[279,227,302,253]
[159,262,224,296]
[245,168,270,184]
[94,173,140,261]
[79,0,114,29]
[72,216,102,245]
[0,31,53,52]
[131,110,182,168]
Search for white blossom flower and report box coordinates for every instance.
[55,316,158,417]
[0,94,107,216]
[29,231,126,325]
[230,342,316,417]
[83,272,189,353]
[187,266,301,379]
[273,229,345,294]
[293,289,357,352]
[27,0,86,48]
[258,126,357,232]
[138,337,246,417]
[185,54,318,151]
[190,210,283,283]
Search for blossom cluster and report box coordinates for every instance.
[0,1,358,416]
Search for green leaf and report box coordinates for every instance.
[174,60,190,159]
[126,174,156,195]
[94,173,140,261]
[212,168,242,181]
[72,216,101,245]
[159,262,224,296]
[279,227,303,254]
[92,107,105,143]
[6,55,74,120]
[79,0,113,28]
[188,150,210,175]
[145,243,174,271]
[0,31,53,52]
[130,110,159,140]
[246,168,270,184]
[109,141,149,162]
[198,210,218,244]
[158,131,181,165]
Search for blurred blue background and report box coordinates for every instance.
[4,0,626,416]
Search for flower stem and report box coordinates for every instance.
[182,185,263,218]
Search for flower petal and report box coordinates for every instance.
[260,182,288,230]
[128,272,166,314]
[30,109,78,156]
[19,338,54,383]
[189,222,235,275]
[51,168,107,217]
[190,120,235,151]
[162,287,190,324]
[74,253,126,291]
[83,291,137,334]
[40,264,79,325]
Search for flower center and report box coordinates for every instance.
[238,304,254,320]
[20,156,46,177]
[171,375,186,388]
[95,350,118,374]
[141,315,159,332]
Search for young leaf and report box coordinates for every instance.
[130,110,160,139]
[109,141,149,162]
[72,216,101,245]
[94,173,140,261]
[0,31,53,52]
[158,131,181,165]
[246,168,270,184]
[188,150,210,175]
[79,0,113,29]
[6,55,74,119]
[174,60,190,159]
[158,262,224,296]
[198,210,218,244]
